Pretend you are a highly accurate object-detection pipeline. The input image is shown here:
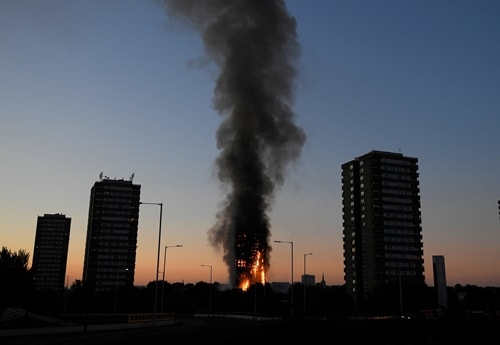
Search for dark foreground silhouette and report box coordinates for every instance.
[1,314,498,345]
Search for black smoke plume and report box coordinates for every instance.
[161,0,306,288]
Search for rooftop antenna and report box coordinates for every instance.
[130,173,135,182]
[99,172,103,181]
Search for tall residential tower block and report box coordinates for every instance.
[82,176,141,292]
[341,150,425,309]
[32,213,71,290]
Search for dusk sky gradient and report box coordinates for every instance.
[1,0,499,288]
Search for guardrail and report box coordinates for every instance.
[128,312,175,323]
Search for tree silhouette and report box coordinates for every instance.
[0,246,34,311]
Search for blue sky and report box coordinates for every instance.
[1,0,499,287]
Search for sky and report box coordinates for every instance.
[1,0,499,288]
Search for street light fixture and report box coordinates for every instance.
[139,201,163,323]
[303,252,313,314]
[161,244,183,312]
[200,264,212,315]
[274,240,294,316]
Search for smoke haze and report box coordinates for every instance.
[161,0,306,287]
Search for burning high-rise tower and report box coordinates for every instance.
[161,0,305,289]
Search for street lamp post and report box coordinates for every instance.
[303,252,313,315]
[139,201,163,323]
[274,240,294,316]
[161,244,183,312]
[200,264,212,315]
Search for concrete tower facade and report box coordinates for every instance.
[83,176,140,292]
[32,213,71,290]
[342,150,425,310]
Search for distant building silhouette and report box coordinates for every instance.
[301,274,315,286]
[270,282,291,294]
[341,150,425,310]
[32,213,71,290]
[82,176,140,292]
[432,255,448,310]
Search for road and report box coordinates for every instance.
[1,314,498,345]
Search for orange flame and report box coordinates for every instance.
[239,251,266,291]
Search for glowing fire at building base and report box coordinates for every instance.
[238,251,266,291]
